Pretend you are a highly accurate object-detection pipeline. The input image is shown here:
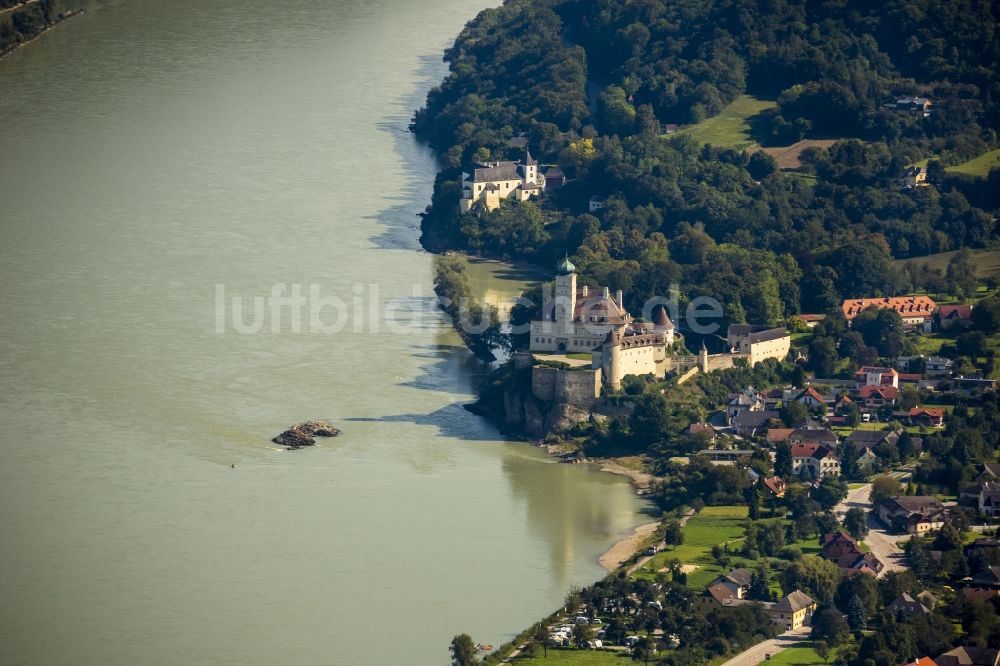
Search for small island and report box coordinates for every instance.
[271,420,341,449]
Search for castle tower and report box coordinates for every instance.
[605,329,622,391]
[699,340,709,373]
[553,256,577,327]
[522,149,538,184]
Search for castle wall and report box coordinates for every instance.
[749,336,791,364]
[531,366,601,409]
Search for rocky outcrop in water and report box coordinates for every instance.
[272,420,341,448]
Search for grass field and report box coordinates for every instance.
[511,647,634,664]
[675,95,775,148]
[894,248,1000,280]
[634,506,748,587]
[764,644,842,665]
[947,148,1000,177]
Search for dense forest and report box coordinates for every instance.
[413,0,1000,328]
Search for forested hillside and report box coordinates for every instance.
[413,0,1000,327]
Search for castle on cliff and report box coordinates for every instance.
[526,259,790,392]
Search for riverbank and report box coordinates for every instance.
[598,520,659,572]
[0,9,84,63]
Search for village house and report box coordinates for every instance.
[768,591,816,631]
[789,424,839,448]
[762,475,787,499]
[798,314,825,328]
[877,496,947,534]
[909,406,945,428]
[767,428,795,445]
[926,356,955,377]
[892,96,933,116]
[588,196,606,212]
[459,150,545,213]
[821,531,885,576]
[886,593,931,618]
[898,165,929,188]
[732,410,779,437]
[935,646,1000,666]
[979,487,1000,517]
[857,385,899,409]
[856,447,879,474]
[726,386,766,419]
[842,296,937,331]
[856,366,900,389]
[791,386,829,408]
[971,566,1000,590]
[791,442,840,478]
[846,428,900,450]
[937,305,973,330]
[543,166,565,189]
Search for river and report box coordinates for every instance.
[0,0,654,664]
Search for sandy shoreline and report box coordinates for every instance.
[598,521,660,571]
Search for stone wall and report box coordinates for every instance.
[531,365,601,409]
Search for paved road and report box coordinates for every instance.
[717,626,811,666]
[834,483,907,575]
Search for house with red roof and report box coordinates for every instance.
[791,443,840,478]
[856,366,899,389]
[858,385,899,409]
[909,406,945,428]
[842,295,936,331]
[937,304,973,331]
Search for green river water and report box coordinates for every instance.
[0,1,653,663]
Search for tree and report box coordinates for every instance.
[450,634,478,666]
[532,623,549,658]
[813,476,848,511]
[870,475,903,505]
[846,593,867,633]
[775,442,793,478]
[854,307,905,357]
[810,604,849,644]
[749,566,771,601]
[783,555,842,603]
[632,636,655,664]
[573,622,594,648]
[972,295,1000,334]
[664,520,685,547]
[815,639,831,663]
[781,401,811,427]
[844,508,868,540]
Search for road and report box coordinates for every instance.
[717,626,811,666]
[834,482,907,575]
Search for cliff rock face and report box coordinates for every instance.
[479,362,599,438]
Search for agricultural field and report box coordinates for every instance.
[764,644,843,665]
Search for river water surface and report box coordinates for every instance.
[0,1,652,663]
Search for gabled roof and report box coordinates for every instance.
[796,386,827,403]
[720,568,753,587]
[858,385,900,400]
[887,593,931,616]
[732,410,779,429]
[972,565,1000,586]
[939,305,972,320]
[791,443,835,460]
[910,406,945,419]
[846,429,896,445]
[772,590,815,613]
[763,476,786,495]
[767,428,795,443]
[856,366,899,376]
[842,296,937,320]
[935,646,1000,666]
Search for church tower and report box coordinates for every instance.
[553,256,577,327]
[522,149,538,184]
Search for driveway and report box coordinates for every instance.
[717,625,812,666]
[834,483,907,575]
